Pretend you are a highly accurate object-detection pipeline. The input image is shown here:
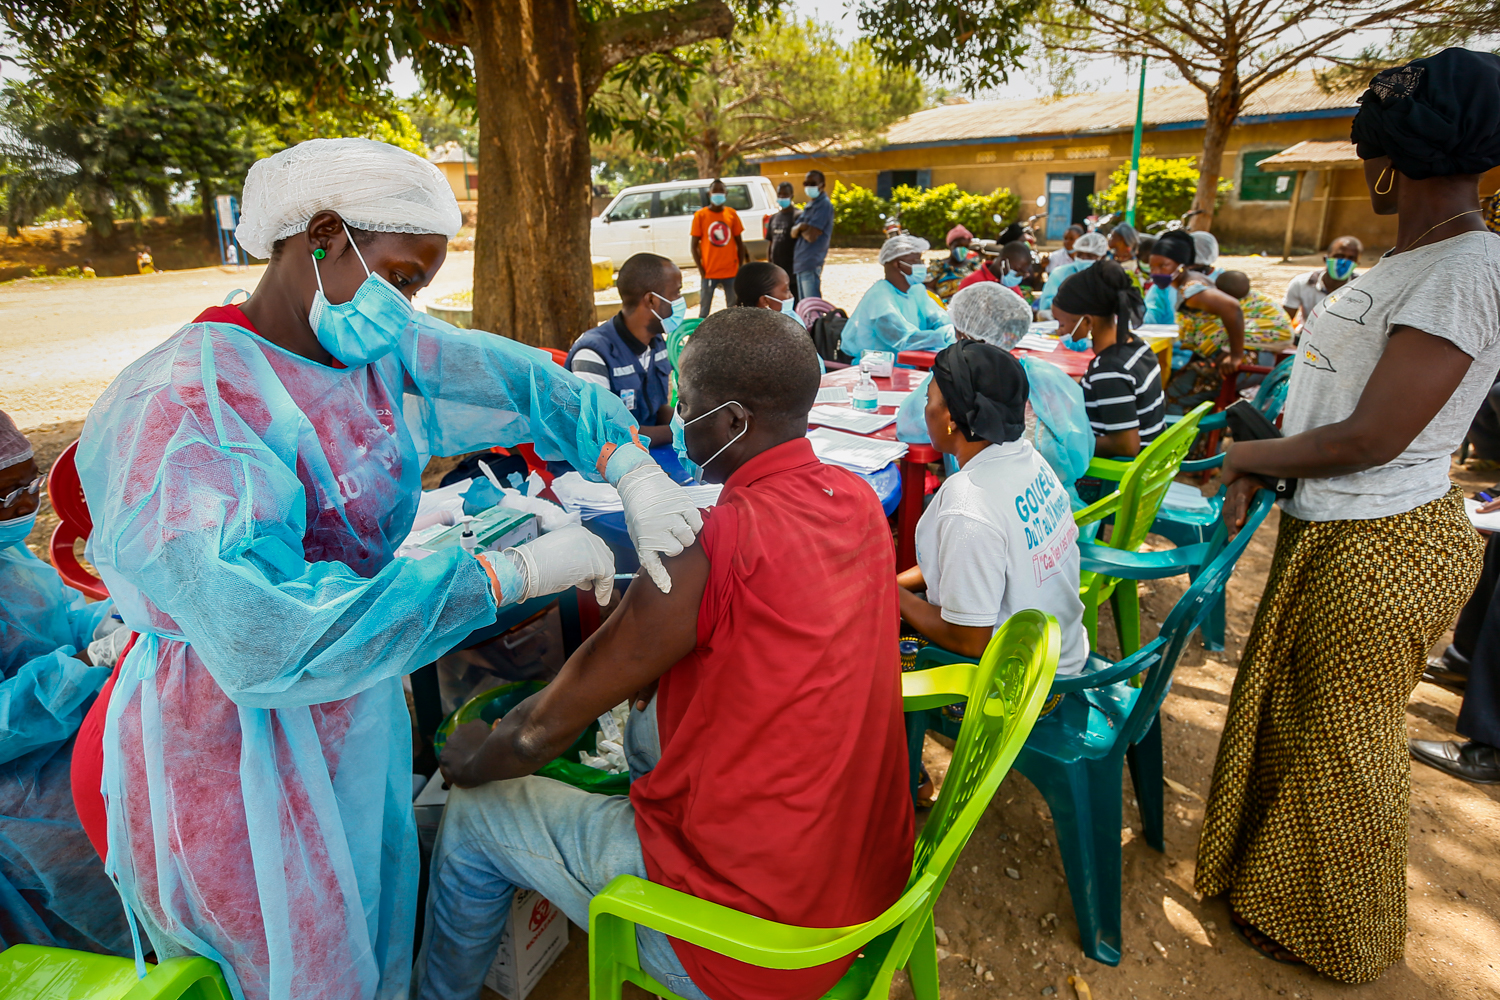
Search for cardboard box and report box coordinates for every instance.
[483,888,569,1000]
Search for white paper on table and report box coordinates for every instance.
[877,390,913,408]
[1015,332,1062,352]
[1464,498,1500,532]
[807,405,896,434]
[1029,320,1060,334]
[1135,323,1180,340]
[806,427,907,473]
[815,386,850,404]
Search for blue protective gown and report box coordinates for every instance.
[840,279,955,357]
[1035,258,1096,312]
[0,537,127,954]
[75,311,644,1000]
[1143,268,1224,325]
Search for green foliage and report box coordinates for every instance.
[592,17,923,178]
[1089,157,1232,230]
[856,0,1043,91]
[951,188,1021,238]
[404,94,478,157]
[829,180,888,236]
[55,265,82,277]
[890,183,962,243]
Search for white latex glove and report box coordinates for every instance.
[614,463,704,594]
[484,524,615,606]
[498,487,581,533]
[86,626,133,669]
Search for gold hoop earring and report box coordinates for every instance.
[947,423,955,435]
[1374,167,1394,195]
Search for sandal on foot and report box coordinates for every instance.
[1231,911,1304,965]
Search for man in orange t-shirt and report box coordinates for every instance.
[690,178,748,317]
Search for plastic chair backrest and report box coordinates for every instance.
[907,610,1060,887]
[1105,401,1212,552]
[46,440,108,601]
[1119,489,1273,747]
[666,318,701,369]
[1252,355,1295,422]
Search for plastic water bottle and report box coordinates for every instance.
[852,363,879,411]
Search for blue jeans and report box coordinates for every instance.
[413,701,706,1000]
[699,278,736,317]
[794,266,823,301]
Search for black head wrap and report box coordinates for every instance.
[932,341,1029,444]
[1351,47,1500,180]
[997,221,1025,244]
[1052,259,1146,338]
[1151,229,1195,266]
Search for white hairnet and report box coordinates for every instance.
[879,233,931,264]
[235,138,463,259]
[1191,230,1219,267]
[949,282,1033,350]
[1072,232,1110,258]
[0,410,32,471]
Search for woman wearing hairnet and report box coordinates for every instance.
[895,283,1093,502]
[69,138,703,1000]
[0,411,129,955]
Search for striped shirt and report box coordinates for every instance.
[1080,335,1166,442]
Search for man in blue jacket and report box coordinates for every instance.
[568,253,683,445]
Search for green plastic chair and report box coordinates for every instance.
[666,318,701,408]
[1017,490,1273,966]
[587,610,1061,1000]
[0,945,230,1000]
[1074,400,1212,658]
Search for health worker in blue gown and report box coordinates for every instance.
[0,410,130,955]
[71,138,705,1000]
[840,233,956,357]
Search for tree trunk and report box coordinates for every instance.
[693,135,724,178]
[468,0,597,349]
[1191,75,1241,232]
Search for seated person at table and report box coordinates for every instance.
[1283,235,1362,324]
[567,252,681,445]
[841,232,956,357]
[928,224,980,301]
[733,260,797,317]
[958,239,1035,300]
[1053,260,1165,459]
[1046,224,1083,273]
[1214,269,1295,353]
[896,342,1087,672]
[1146,231,1245,415]
[0,411,131,954]
[419,309,914,1000]
[1036,231,1109,314]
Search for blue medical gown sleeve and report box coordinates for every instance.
[396,311,643,483]
[842,282,955,356]
[0,649,109,766]
[1143,282,1179,325]
[77,323,502,710]
[896,373,933,444]
[1018,357,1093,504]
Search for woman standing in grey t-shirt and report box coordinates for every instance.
[1195,47,1500,983]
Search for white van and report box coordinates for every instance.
[591,176,778,269]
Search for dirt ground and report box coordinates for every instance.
[8,249,1496,1000]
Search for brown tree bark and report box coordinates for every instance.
[455,0,735,349]
[1191,74,1240,232]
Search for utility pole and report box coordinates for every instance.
[1126,55,1146,226]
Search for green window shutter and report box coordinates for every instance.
[1240,150,1297,202]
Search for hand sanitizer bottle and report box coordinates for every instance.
[852,363,879,411]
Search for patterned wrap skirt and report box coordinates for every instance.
[1194,487,1482,983]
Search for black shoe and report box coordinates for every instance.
[1422,646,1470,693]
[1410,740,1500,784]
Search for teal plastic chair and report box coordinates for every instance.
[1149,354,1294,650]
[588,611,1060,1000]
[0,944,230,1000]
[1015,489,1273,965]
[1075,401,1213,659]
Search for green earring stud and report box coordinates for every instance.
[312,248,326,260]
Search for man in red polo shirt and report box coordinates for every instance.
[419,309,913,1000]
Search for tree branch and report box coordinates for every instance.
[581,0,735,94]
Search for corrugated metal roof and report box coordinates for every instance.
[1256,139,1362,170]
[428,141,472,164]
[750,73,1359,160]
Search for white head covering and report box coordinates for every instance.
[1190,230,1219,267]
[879,233,931,265]
[1072,232,1110,258]
[235,138,463,259]
[0,411,32,471]
[949,283,1033,350]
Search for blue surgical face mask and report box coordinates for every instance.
[1326,256,1356,281]
[906,263,929,285]
[676,400,747,481]
[777,197,792,209]
[0,511,36,549]
[776,293,801,324]
[308,226,415,367]
[952,246,970,262]
[804,185,821,200]
[1001,271,1025,287]
[710,192,727,206]
[651,293,688,337]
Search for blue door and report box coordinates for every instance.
[1045,174,1074,241]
